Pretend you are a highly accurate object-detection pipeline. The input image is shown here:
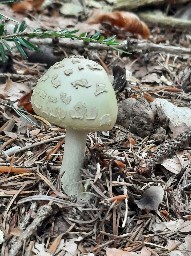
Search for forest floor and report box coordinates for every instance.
[0,1,191,256]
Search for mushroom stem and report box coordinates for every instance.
[61,129,88,197]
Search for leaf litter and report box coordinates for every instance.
[0,1,191,255]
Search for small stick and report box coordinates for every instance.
[29,37,191,56]
[9,204,53,256]
[3,183,26,228]
[8,134,65,155]
[0,73,33,80]
[0,166,32,173]
[46,139,65,160]
[137,129,191,173]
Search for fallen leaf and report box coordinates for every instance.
[30,128,41,136]
[161,155,182,174]
[141,73,160,83]
[160,209,169,219]
[140,247,151,256]
[106,248,139,256]
[169,250,184,256]
[12,1,33,13]
[154,98,191,138]
[128,137,136,145]
[160,75,173,86]
[12,0,44,13]
[33,242,52,256]
[179,221,191,233]
[162,86,182,92]
[18,92,34,114]
[4,131,18,139]
[48,234,63,254]
[143,92,155,102]
[184,235,191,251]
[170,235,191,256]
[163,220,191,233]
[60,3,84,17]
[105,195,128,203]
[87,11,150,39]
[9,227,22,237]
[46,139,64,160]
[114,160,126,169]
[165,219,184,232]
[1,78,30,102]
[161,152,190,174]
[135,186,164,211]
[183,215,191,220]
[166,240,181,251]
[64,238,78,256]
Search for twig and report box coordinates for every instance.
[144,242,167,250]
[89,181,108,199]
[0,166,33,173]
[36,167,67,199]
[100,231,130,238]
[114,0,164,10]
[91,240,114,251]
[9,204,53,256]
[19,202,37,230]
[139,11,191,31]
[17,195,83,207]
[0,73,33,80]
[9,134,65,155]
[126,39,191,55]
[3,183,26,229]
[1,29,118,46]
[137,129,191,173]
[31,38,191,55]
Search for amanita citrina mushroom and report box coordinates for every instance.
[31,56,118,199]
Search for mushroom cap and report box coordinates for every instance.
[31,56,118,131]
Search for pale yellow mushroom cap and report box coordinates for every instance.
[31,56,118,131]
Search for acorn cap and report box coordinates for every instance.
[31,56,118,131]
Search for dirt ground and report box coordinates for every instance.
[0,1,191,255]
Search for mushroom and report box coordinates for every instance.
[31,56,118,199]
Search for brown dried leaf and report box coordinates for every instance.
[114,160,126,169]
[12,1,33,13]
[87,11,150,39]
[106,248,138,256]
[1,78,30,102]
[18,92,34,114]
[48,234,63,254]
[9,227,22,237]
[101,195,128,204]
[12,0,44,13]
[143,92,155,102]
[128,136,136,145]
[106,247,151,256]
